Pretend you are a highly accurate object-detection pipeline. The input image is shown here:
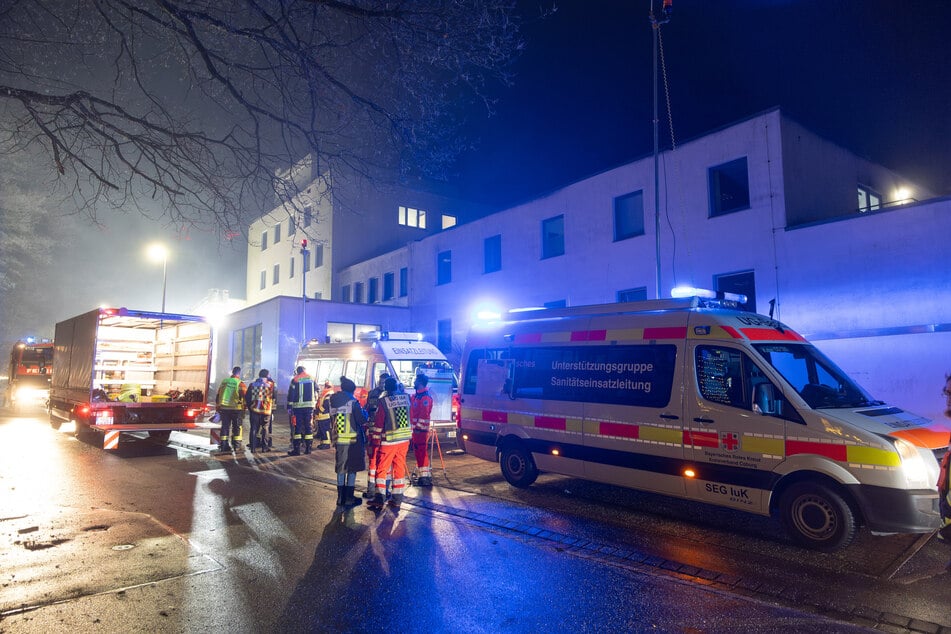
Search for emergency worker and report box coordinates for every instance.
[216,366,247,452]
[329,376,367,507]
[362,372,390,498]
[315,380,334,449]
[286,365,316,455]
[367,377,412,511]
[410,373,435,487]
[938,374,951,542]
[245,369,274,453]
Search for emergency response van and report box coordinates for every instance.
[295,331,459,446]
[458,297,949,550]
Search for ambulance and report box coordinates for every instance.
[458,297,949,550]
[294,331,459,446]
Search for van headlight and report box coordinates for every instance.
[893,438,930,489]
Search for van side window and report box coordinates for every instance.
[463,348,508,395]
[696,346,771,412]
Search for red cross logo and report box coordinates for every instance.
[720,432,739,451]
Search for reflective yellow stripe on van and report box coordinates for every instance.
[637,424,682,446]
[740,434,784,459]
[845,445,901,468]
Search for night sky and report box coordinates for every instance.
[7,0,951,341]
[453,0,951,206]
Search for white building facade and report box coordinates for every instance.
[335,109,951,421]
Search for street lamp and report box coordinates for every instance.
[146,243,169,313]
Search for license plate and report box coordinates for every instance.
[447,431,456,438]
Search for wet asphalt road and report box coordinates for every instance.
[1,407,949,633]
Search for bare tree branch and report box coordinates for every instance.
[0,0,530,238]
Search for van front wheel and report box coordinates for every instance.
[499,442,538,488]
[779,482,856,551]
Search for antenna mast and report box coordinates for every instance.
[650,0,672,299]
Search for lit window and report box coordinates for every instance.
[398,205,428,229]
[857,185,881,213]
[442,214,456,230]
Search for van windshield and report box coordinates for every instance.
[752,343,880,409]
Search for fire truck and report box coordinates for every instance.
[6,338,54,409]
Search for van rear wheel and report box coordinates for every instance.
[499,442,538,488]
[779,481,856,551]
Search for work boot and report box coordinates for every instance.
[418,476,433,487]
[304,441,312,455]
[218,442,232,453]
[336,486,345,507]
[366,493,386,510]
[287,441,301,456]
[387,494,403,510]
[318,442,331,450]
[342,486,362,508]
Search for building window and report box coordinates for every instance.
[368,277,379,304]
[442,215,457,230]
[857,185,881,213]
[437,319,452,354]
[399,206,427,229]
[259,270,266,290]
[261,230,268,251]
[542,215,565,259]
[303,205,312,228]
[715,270,756,313]
[437,250,452,285]
[341,284,351,303]
[290,256,295,279]
[274,223,281,244]
[272,263,280,285]
[709,157,750,217]
[617,287,648,303]
[484,234,501,273]
[544,299,567,309]
[288,217,296,237]
[354,282,364,304]
[232,323,263,380]
[399,267,408,298]
[383,272,395,301]
[303,249,311,272]
[614,190,645,241]
[314,244,323,268]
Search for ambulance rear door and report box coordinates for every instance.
[684,335,792,514]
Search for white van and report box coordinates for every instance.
[458,297,949,550]
[295,331,459,445]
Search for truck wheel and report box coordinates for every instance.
[499,441,538,488]
[148,431,172,443]
[779,481,856,551]
[49,417,62,430]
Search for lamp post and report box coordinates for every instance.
[650,0,672,299]
[146,243,169,313]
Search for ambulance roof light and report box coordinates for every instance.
[671,286,747,305]
[358,331,423,342]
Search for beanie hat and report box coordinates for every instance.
[340,376,356,393]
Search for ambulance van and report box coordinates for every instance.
[458,297,949,550]
[295,331,459,445]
